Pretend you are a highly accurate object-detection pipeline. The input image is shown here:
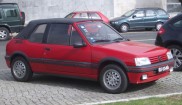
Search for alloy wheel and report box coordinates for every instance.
[12,60,26,79]
[171,48,182,69]
[0,30,8,40]
[103,69,121,90]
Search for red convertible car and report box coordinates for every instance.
[5,18,174,93]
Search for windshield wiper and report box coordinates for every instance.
[94,39,111,43]
[112,38,124,42]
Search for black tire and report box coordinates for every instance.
[156,22,163,31]
[11,57,33,82]
[120,24,129,33]
[100,64,128,94]
[168,45,182,71]
[0,27,10,41]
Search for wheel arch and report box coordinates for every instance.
[164,40,182,48]
[120,22,130,28]
[0,25,11,33]
[98,57,129,80]
[10,52,29,65]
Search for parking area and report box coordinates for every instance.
[0,32,182,105]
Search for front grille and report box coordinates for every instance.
[149,54,168,64]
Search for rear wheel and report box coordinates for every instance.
[120,24,129,32]
[156,23,163,31]
[100,64,128,94]
[11,57,33,82]
[0,27,10,41]
[168,45,182,71]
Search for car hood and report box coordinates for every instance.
[94,41,168,57]
[110,16,127,22]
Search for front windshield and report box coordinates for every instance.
[77,22,125,44]
[122,10,135,17]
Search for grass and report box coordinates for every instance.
[102,95,182,105]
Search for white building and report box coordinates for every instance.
[1,0,181,23]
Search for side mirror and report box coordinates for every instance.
[132,15,136,18]
[73,42,86,48]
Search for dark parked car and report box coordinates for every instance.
[0,3,25,41]
[65,11,109,24]
[5,18,174,93]
[110,8,170,32]
[155,14,182,71]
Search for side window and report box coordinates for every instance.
[65,13,75,18]
[3,8,19,20]
[70,27,83,45]
[173,20,182,28]
[135,11,144,17]
[89,13,101,19]
[0,10,2,19]
[146,10,156,17]
[47,24,70,45]
[157,10,167,16]
[74,13,89,18]
[29,24,47,43]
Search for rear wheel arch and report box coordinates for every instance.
[10,53,29,66]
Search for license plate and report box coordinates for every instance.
[158,65,169,72]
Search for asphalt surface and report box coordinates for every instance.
[0,31,182,105]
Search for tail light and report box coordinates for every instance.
[19,11,22,18]
[157,27,165,35]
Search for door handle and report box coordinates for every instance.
[44,47,51,51]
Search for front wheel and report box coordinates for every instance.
[100,64,128,94]
[11,57,33,82]
[120,24,129,32]
[168,45,182,71]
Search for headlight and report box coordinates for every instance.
[167,51,173,60]
[135,57,151,66]
[114,21,119,24]
[112,21,118,24]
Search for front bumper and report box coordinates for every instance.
[127,59,174,84]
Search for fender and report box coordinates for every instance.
[98,57,129,72]
[8,51,29,63]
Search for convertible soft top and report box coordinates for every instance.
[15,18,102,39]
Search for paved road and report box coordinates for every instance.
[0,32,182,105]
[121,31,157,45]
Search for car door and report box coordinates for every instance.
[25,24,47,72]
[43,23,92,75]
[143,10,157,27]
[128,10,145,28]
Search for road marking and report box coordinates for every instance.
[80,92,182,105]
[133,39,155,42]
